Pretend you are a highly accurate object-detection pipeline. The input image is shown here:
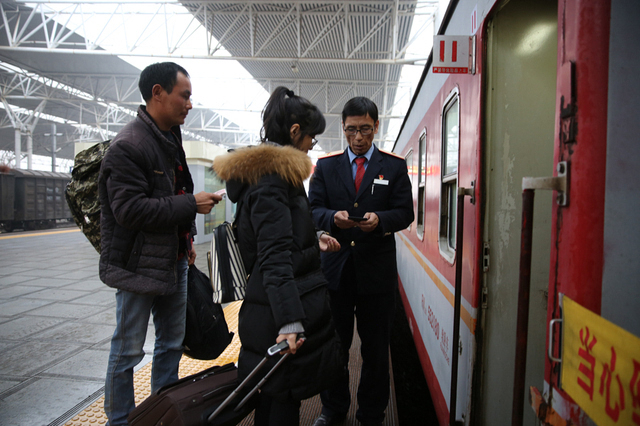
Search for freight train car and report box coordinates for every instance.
[0,169,72,232]
[0,172,15,229]
[392,0,639,425]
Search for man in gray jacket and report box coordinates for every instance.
[99,62,220,425]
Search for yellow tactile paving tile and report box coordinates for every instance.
[64,301,243,426]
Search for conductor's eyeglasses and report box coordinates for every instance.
[344,126,374,136]
[311,138,319,149]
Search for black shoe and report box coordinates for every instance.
[312,413,346,426]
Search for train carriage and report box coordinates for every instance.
[392,0,639,425]
[0,172,15,226]
[0,169,72,232]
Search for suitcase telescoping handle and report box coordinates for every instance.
[207,334,306,423]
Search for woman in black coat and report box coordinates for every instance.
[212,87,344,426]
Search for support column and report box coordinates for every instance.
[14,129,21,169]
[51,124,57,172]
[26,132,33,170]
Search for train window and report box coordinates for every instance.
[405,150,413,231]
[416,130,427,239]
[405,150,413,176]
[439,90,459,260]
[419,131,427,185]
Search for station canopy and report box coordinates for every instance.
[0,0,442,170]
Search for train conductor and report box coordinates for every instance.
[308,96,414,426]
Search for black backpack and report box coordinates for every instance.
[184,264,234,360]
[65,140,110,253]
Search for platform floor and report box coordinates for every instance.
[0,228,397,426]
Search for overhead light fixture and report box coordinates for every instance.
[291,64,299,73]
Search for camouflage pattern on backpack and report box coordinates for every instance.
[65,140,111,253]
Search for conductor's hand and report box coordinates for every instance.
[334,210,358,229]
[277,333,305,355]
[357,212,379,233]
[319,233,341,252]
[194,191,222,214]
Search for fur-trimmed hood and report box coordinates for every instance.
[212,143,312,201]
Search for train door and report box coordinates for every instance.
[478,0,557,424]
[540,0,640,424]
[598,0,640,344]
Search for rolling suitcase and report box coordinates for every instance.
[127,339,296,426]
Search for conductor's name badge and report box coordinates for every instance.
[373,179,389,185]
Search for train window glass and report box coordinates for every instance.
[447,184,457,247]
[405,150,413,177]
[405,150,413,231]
[419,131,427,185]
[443,101,459,176]
[439,92,459,260]
[417,130,427,239]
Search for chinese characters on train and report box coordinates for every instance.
[576,326,640,424]
[423,294,450,366]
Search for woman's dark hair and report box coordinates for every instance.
[341,96,379,123]
[139,62,190,102]
[261,86,326,146]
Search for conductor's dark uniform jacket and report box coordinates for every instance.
[308,144,414,293]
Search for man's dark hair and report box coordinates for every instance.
[342,96,379,123]
[138,62,190,102]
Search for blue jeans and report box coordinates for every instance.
[104,258,188,426]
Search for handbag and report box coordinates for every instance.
[208,221,248,304]
[183,264,234,360]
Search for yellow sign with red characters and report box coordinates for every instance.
[561,296,640,425]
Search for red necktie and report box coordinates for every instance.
[354,157,366,192]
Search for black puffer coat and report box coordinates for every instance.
[99,106,197,295]
[213,143,344,402]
